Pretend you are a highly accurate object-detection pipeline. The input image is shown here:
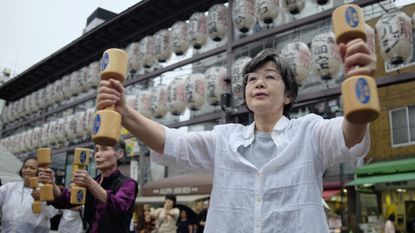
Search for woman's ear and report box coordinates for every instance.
[284,94,291,105]
[116,150,124,160]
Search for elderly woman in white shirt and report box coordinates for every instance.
[0,157,58,233]
[96,38,376,232]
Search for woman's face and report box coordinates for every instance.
[94,145,121,170]
[244,61,291,116]
[21,159,38,179]
[165,199,174,209]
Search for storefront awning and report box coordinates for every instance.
[347,172,415,186]
[141,172,212,196]
[322,189,340,200]
[355,157,415,176]
[136,194,210,204]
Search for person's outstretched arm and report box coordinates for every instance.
[96,79,165,154]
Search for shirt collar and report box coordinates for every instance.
[242,115,290,139]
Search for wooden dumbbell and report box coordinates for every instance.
[37,148,54,201]
[70,148,90,205]
[29,177,42,214]
[92,48,128,146]
[332,4,380,124]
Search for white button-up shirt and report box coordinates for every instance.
[152,114,369,233]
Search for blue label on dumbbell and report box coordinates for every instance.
[80,151,87,164]
[100,52,109,71]
[345,6,359,28]
[355,78,370,104]
[93,114,101,135]
[77,190,84,203]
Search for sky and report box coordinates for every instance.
[0,0,139,76]
[0,0,413,77]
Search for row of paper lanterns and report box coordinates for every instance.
[1,62,100,124]
[133,66,228,118]
[126,4,228,72]
[0,108,95,154]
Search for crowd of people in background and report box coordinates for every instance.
[135,195,209,233]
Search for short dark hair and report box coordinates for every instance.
[242,48,298,118]
[113,139,126,155]
[19,156,37,177]
[165,194,177,207]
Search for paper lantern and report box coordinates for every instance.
[62,75,72,98]
[185,73,206,110]
[38,87,47,109]
[17,98,25,118]
[63,114,76,140]
[137,89,153,118]
[376,8,413,65]
[23,129,32,152]
[315,0,328,5]
[171,21,189,56]
[69,71,81,96]
[232,56,252,106]
[55,117,66,143]
[256,0,279,25]
[281,41,312,86]
[233,0,256,33]
[205,66,228,105]
[126,42,142,72]
[84,108,95,138]
[139,36,156,68]
[282,0,305,14]
[208,4,228,41]
[74,111,86,138]
[189,12,208,49]
[41,122,50,147]
[365,23,376,53]
[151,84,168,118]
[79,66,90,92]
[48,120,58,145]
[168,78,186,115]
[32,126,42,148]
[154,29,172,62]
[311,32,342,80]
[53,79,65,103]
[23,95,31,116]
[88,61,100,88]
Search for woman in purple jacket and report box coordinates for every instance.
[38,141,138,233]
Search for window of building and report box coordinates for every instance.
[389,105,415,147]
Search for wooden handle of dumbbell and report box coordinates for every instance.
[332,4,380,124]
[37,148,55,201]
[29,177,42,214]
[92,49,128,146]
[70,148,90,205]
